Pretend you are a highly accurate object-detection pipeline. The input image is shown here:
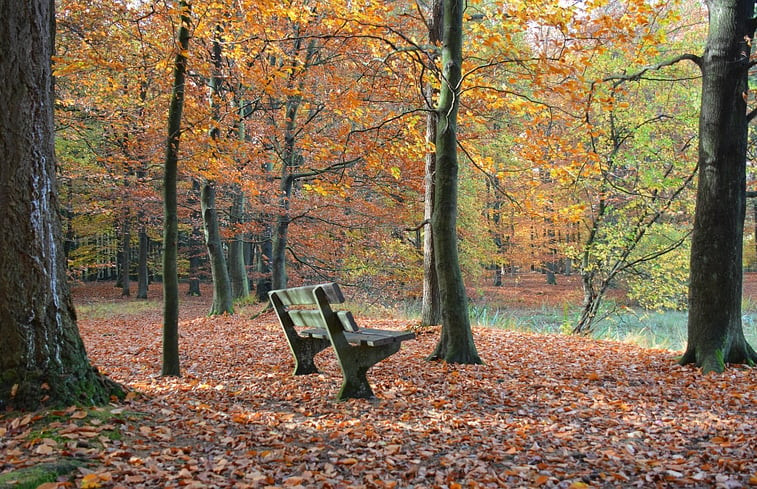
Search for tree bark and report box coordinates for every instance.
[186,181,203,297]
[201,181,234,315]
[256,226,273,301]
[272,175,293,290]
[0,0,122,409]
[201,30,234,315]
[136,223,149,299]
[161,0,191,377]
[120,209,131,297]
[422,85,441,326]
[229,187,250,299]
[428,0,481,364]
[682,0,757,372]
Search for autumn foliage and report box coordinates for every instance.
[51,0,715,312]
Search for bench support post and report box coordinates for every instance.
[335,343,402,400]
[270,294,331,375]
[314,286,402,400]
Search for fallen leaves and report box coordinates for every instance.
[1,283,755,488]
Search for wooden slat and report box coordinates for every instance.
[300,327,415,347]
[288,310,325,328]
[269,282,344,306]
[288,310,358,331]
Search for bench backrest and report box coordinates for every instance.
[269,282,345,306]
[269,283,359,332]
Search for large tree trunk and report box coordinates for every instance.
[682,0,757,372]
[428,0,481,364]
[201,181,234,315]
[161,0,191,377]
[0,0,122,409]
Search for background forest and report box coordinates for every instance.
[53,0,754,333]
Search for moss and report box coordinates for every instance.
[701,348,726,374]
[0,460,84,489]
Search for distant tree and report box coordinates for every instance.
[0,0,122,409]
[682,0,757,372]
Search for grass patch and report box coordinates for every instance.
[75,300,161,320]
[0,460,85,489]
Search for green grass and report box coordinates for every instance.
[467,300,757,352]
[75,300,161,320]
[0,461,85,489]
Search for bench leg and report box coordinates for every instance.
[290,337,331,375]
[335,343,401,401]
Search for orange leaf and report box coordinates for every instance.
[81,473,103,489]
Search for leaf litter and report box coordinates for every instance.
[1,283,755,488]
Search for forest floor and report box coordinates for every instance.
[1,277,756,488]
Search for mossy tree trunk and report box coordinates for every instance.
[162,0,191,377]
[428,0,482,364]
[682,0,757,372]
[0,0,122,410]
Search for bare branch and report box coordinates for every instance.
[603,54,703,86]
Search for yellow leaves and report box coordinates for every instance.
[557,204,587,223]
[568,482,590,489]
[81,473,112,489]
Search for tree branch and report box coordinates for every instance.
[603,54,703,85]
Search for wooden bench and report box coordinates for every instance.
[268,283,415,400]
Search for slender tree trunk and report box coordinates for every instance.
[229,187,250,299]
[272,176,293,290]
[0,0,122,409]
[682,0,757,372]
[201,181,234,315]
[120,210,131,297]
[256,226,273,300]
[161,0,191,377]
[137,223,149,299]
[422,85,441,326]
[201,31,234,315]
[135,78,150,300]
[187,181,203,296]
[574,271,606,334]
[428,0,481,364]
